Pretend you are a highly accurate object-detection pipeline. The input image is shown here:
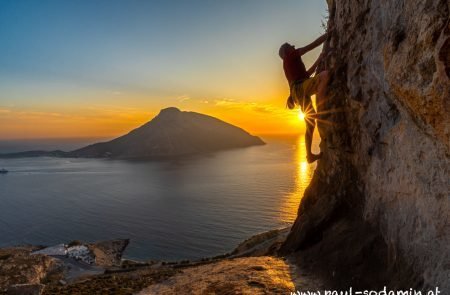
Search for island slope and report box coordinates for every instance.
[70,107,264,159]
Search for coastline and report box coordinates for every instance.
[0,226,305,294]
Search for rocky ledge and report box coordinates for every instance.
[0,239,130,295]
[0,229,322,295]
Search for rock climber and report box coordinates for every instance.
[279,32,330,163]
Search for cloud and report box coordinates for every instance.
[214,98,237,107]
[16,110,71,119]
[177,95,190,102]
[0,109,11,114]
[251,105,274,114]
[213,98,286,116]
[0,104,153,124]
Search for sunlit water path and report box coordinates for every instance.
[0,135,319,260]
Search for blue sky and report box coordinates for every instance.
[0,0,328,138]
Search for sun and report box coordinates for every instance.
[298,110,305,121]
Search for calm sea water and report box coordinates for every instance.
[0,135,319,261]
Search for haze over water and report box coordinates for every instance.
[0,135,319,261]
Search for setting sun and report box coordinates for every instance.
[298,110,305,121]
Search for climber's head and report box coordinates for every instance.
[279,42,295,59]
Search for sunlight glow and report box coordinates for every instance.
[298,110,305,121]
[279,134,315,223]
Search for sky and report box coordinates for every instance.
[0,0,328,139]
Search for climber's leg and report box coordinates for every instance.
[305,123,322,163]
[301,96,322,164]
[303,71,329,163]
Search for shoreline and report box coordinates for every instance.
[0,226,294,294]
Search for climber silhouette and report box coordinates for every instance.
[279,32,330,163]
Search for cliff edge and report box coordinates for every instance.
[281,0,449,291]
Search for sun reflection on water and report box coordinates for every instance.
[280,134,317,223]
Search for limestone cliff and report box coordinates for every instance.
[281,0,449,291]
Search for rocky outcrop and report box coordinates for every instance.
[281,0,449,292]
[6,283,45,295]
[0,239,130,293]
[0,246,59,293]
[30,239,129,268]
[0,237,305,294]
[138,257,301,295]
[87,239,129,267]
[229,227,290,258]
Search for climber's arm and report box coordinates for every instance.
[307,53,323,76]
[297,33,327,56]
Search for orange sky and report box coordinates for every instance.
[0,96,308,139]
[0,54,318,139]
[0,1,326,140]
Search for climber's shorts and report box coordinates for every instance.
[290,75,320,112]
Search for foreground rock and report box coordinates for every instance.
[42,266,177,295]
[31,239,129,268]
[0,239,129,294]
[138,257,302,295]
[0,246,58,292]
[0,231,327,294]
[229,227,290,258]
[281,0,449,292]
[6,284,44,295]
[87,239,130,267]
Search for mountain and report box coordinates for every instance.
[68,107,264,159]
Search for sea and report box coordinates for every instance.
[0,134,320,261]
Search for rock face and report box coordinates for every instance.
[138,257,299,295]
[87,239,129,267]
[0,246,59,292]
[281,0,449,292]
[6,283,45,295]
[70,107,264,159]
[0,239,130,292]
